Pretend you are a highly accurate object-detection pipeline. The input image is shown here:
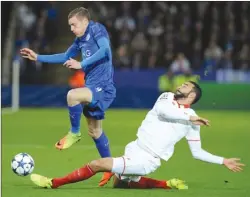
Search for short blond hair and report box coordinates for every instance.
[68,7,90,20]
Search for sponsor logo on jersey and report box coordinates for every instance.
[85,50,91,57]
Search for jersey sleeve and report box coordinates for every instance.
[64,41,80,58]
[154,93,190,121]
[185,124,201,141]
[37,41,79,63]
[80,24,111,69]
[80,37,110,69]
[186,126,224,164]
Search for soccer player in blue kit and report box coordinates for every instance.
[20,7,115,186]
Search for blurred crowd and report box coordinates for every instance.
[11,1,250,81]
[14,2,58,81]
[89,2,250,72]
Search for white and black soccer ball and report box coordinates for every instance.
[11,153,35,176]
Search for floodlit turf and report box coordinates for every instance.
[2,109,250,197]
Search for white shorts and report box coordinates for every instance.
[112,140,161,182]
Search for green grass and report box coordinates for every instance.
[2,109,250,197]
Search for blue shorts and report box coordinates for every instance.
[82,84,116,120]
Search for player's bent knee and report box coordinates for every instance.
[89,160,102,172]
[89,158,112,172]
[67,90,77,103]
[67,88,92,105]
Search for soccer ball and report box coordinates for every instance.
[11,153,35,176]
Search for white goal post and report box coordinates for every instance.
[11,60,20,112]
[3,60,21,114]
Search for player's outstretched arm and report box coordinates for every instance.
[190,116,210,126]
[20,48,38,61]
[63,37,111,70]
[223,158,245,172]
[20,43,79,64]
[188,140,245,172]
[80,37,111,69]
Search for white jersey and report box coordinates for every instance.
[136,92,224,164]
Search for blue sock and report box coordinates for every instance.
[68,104,83,134]
[93,131,111,157]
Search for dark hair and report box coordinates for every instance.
[68,7,90,20]
[189,81,202,104]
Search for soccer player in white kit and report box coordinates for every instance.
[31,81,244,190]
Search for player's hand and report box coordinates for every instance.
[63,58,82,69]
[20,48,37,61]
[223,158,245,172]
[190,116,210,126]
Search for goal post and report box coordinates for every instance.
[11,60,20,112]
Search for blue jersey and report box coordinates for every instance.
[37,21,115,119]
[37,21,114,87]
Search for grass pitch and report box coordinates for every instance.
[2,109,250,197]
